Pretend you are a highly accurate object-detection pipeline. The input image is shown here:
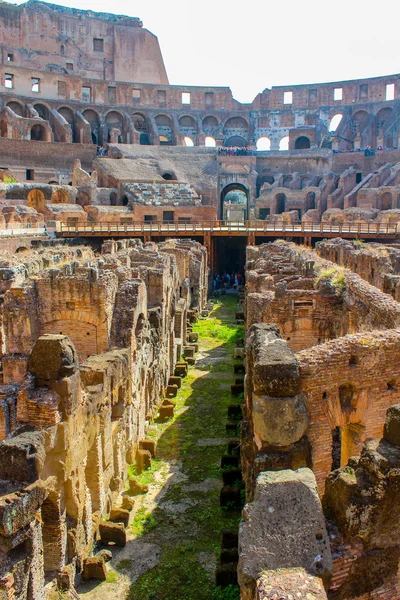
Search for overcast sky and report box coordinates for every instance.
[15,0,400,103]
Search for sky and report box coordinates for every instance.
[14,0,400,103]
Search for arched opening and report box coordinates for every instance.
[34,104,49,121]
[27,189,45,212]
[294,136,311,149]
[58,106,75,142]
[205,136,216,147]
[48,180,58,185]
[105,110,124,142]
[329,114,343,132]
[376,107,393,132]
[183,136,194,147]
[275,193,286,214]
[15,246,28,253]
[224,136,247,147]
[6,101,24,117]
[179,115,196,141]
[82,109,100,145]
[155,115,172,145]
[51,189,68,204]
[380,192,393,211]
[110,192,117,206]
[60,44,65,55]
[162,172,176,181]
[121,196,129,206]
[279,136,289,151]
[220,183,248,221]
[352,110,369,138]
[140,132,150,145]
[202,116,219,136]
[306,191,316,210]
[30,124,46,141]
[223,116,249,145]
[133,113,147,131]
[256,137,271,151]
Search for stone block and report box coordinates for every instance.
[109,508,130,528]
[234,348,245,359]
[27,334,79,385]
[99,522,126,547]
[139,439,156,457]
[57,563,75,591]
[188,332,198,343]
[384,403,400,446]
[238,469,332,600]
[175,363,188,377]
[252,393,308,447]
[136,449,151,473]
[121,496,135,511]
[127,478,148,496]
[168,376,182,388]
[159,404,174,420]
[166,385,178,398]
[183,346,195,359]
[256,568,328,600]
[82,557,107,581]
[248,324,300,397]
[201,310,209,317]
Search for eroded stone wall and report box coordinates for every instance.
[0,237,207,598]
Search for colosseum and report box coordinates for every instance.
[0,1,400,599]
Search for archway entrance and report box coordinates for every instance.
[220,183,248,221]
[214,236,247,277]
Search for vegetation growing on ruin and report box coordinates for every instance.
[315,266,346,290]
[127,295,241,600]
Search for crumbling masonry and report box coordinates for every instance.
[0,238,207,598]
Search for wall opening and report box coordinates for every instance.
[294,136,310,149]
[220,183,248,221]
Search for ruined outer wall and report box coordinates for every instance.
[0,0,168,85]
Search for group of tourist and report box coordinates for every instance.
[96,146,107,156]
[333,146,397,155]
[217,147,253,156]
[212,272,243,291]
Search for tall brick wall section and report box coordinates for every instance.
[297,329,400,495]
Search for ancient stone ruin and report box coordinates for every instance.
[0,1,400,598]
[0,238,208,598]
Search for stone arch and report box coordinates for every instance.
[30,124,46,141]
[224,136,247,147]
[161,172,177,181]
[205,136,216,147]
[352,110,369,137]
[380,192,393,211]
[51,189,69,204]
[58,106,74,124]
[220,182,248,220]
[6,101,24,116]
[223,116,249,144]
[279,136,289,151]
[202,115,219,136]
[256,137,271,151]
[82,109,100,145]
[294,136,311,149]
[178,115,196,129]
[183,136,194,147]
[105,110,124,142]
[306,191,316,210]
[132,113,147,132]
[376,107,393,128]
[33,103,50,121]
[275,193,286,214]
[329,114,343,132]
[155,114,172,145]
[27,189,45,212]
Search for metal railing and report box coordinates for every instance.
[57,220,400,236]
